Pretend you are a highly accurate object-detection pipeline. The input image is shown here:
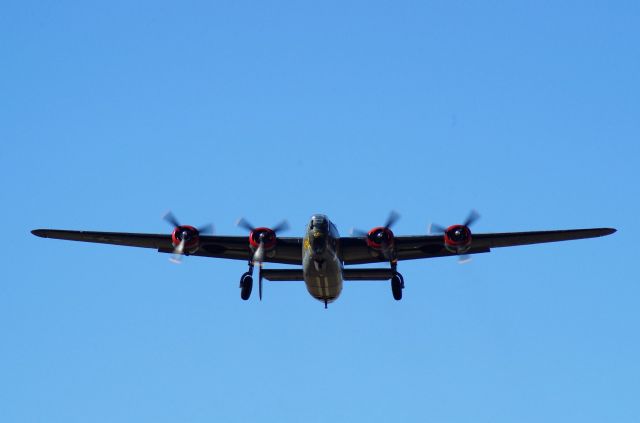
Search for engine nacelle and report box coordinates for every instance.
[443,224,472,254]
[171,225,201,254]
[367,226,395,252]
[248,227,278,251]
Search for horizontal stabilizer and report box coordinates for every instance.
[343,268,394,281]
[261,268,396,282]
[261,269,304,281]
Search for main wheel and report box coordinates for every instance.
[240,273,253,300]
[391,274,403,301]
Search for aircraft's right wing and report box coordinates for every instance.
[341,228,616,264]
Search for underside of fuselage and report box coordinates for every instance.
[302,214,343,304]
[303,250,343,303]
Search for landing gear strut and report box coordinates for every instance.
[240,266,254,300]
[391,272,404,301]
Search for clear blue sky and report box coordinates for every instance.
[1,1,638,422]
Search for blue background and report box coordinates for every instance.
[1,1,638,422]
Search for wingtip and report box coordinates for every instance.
[31,229,47,238]
[604,228,617,236]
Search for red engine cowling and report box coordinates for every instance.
[171,225,201,254]
[367,227,395,251]
[248,227,278,251]
[443,224,472,253]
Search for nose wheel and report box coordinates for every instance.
[391,272,404,301]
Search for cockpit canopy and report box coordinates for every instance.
[310,214,329,232]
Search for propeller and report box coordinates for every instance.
[384,210,401,229]
[169,237,186,264]
[350,211,400,261]
[428,210,480,235]
[259,265,263,301]
[350,210,400,236]
[163,211,181,228]
[463,209,480,227]
[236,217,289,300]
[163,211,214,234]
[163,211,213,264]
[428,210,480,264]
[428,222,447,235]
[236,218,289,235]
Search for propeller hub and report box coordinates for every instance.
[248,227,277,250]
[237,218,288,266]
[171,225,201,250]
[163,211,212,261]
[367,227,395,250]
[431,209,480,255]
[444,224,472,252]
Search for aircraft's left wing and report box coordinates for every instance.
[31,229,303,264]
[341,228,615,264]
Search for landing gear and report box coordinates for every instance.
[391,272,404,301]
[240,272,253,300]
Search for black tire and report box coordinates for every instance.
[391,275,403,301]
[240,274,253,300]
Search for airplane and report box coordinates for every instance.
[31,211,616,308]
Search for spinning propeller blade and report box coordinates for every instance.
[197,223,214,235]
[272,220,290,233]
[463,210,481,227]
[258,267,263,301]
[384,210,401,229]
[351,211,400,237]
[429,210,481,235]
[163,211,181,228]
[170,238,186,264]
[235,217,255,232]
[428,223,447,235]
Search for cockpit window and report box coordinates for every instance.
[310,215,328,232]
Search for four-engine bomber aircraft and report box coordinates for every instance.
[32,211,615,307]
